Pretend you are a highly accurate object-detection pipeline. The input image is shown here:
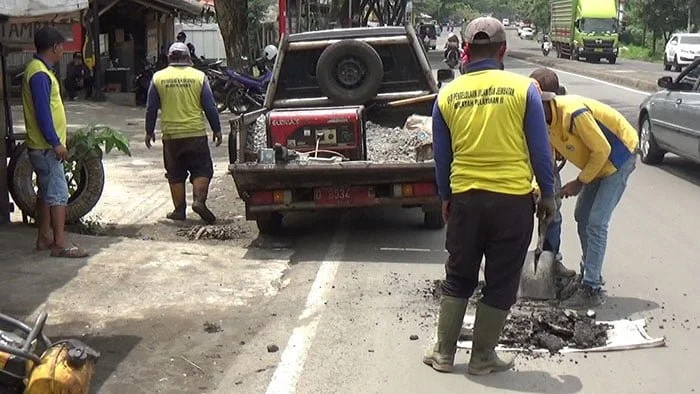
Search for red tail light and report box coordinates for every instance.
[412,182,437,197]
[250,191,274,205]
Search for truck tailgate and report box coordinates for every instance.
[229,161,435,190]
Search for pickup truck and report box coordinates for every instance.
[228,26,454,234]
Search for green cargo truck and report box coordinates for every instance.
[550,0,619,64]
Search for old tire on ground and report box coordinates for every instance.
[423,211,445,230]
[8,143,105,223]
[639,114,665,165]
[256,212,283,235]
[316,40,384,105]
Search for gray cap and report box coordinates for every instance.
[464,17,507,44]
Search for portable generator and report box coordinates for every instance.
[266,106,367,161]
[0,312,99,394]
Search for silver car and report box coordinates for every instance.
[638,57,700,164]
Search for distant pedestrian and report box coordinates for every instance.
[22,27,89,258]
[529,68,638,309]
[145,42,222,223]
[424,17,555,376]
[64,52,93,100]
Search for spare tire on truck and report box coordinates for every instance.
[316,39,384,105]
[8,142,105,224]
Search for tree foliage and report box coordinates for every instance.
[514,0,550,30]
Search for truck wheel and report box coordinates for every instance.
[423,211,445,230]
[257,212,283,235]
[608,56,617,65]
[316,40,383,105]
[8,143,105,223]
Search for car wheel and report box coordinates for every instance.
[639,114,665,165]
[316,39,383,105]
[673,56,682,72]
[664,54,672,71]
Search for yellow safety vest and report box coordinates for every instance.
[22,58,67,149]
[547,95,638,183]
[437,69,535,196]
[152,65,206,140]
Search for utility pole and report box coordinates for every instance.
[688,6,692,32]
[91,0,106,101]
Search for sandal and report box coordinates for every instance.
[51,245,89,258]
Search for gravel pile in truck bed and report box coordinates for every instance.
[365,121,425,162]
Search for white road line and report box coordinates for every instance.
[513,57,650,96]
[265,224,348,394]
[379,247,434,252]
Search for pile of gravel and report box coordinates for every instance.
[365,121,427,162]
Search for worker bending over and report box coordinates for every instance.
[529,68,638,309]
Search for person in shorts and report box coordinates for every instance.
[145,42,222,223]
[22,27,89,258]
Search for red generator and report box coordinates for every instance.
[266,106,366,160]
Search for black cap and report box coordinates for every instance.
[34,26,65,52]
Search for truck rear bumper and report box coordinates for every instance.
[229,161,440,219]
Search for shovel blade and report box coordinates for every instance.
[518,249,557,300]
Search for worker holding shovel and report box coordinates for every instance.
[529,68,638,310]
[425,17,556,376]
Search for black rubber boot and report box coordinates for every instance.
[467,302,515,376]
[422,295,468,372]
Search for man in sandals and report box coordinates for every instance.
[145,42,222,223]
[22,27,89,258]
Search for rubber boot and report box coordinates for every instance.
[467,302,515,376]
[423,295,468,372]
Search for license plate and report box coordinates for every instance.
[314,187,375,205]
[595,48,603,52]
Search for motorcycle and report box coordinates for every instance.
[542,41,552,56]
[444,47,460,69]
[223,56,273,115]
[205,66,229,113]
[133,59,156,106]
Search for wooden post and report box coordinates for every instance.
[91,1,106,101]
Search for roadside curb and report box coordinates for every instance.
[507,50,658,93]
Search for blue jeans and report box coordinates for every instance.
[576,156,636,290]
[28,148,69,206]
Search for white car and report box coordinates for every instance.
[520,27,534,40]
[502,18,510,26]
[664,33,700,71]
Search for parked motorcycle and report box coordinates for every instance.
[133,59,156,106]
[224,45,277,115]
[205,66,229,113]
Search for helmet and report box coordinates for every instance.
[263,45,278,61]
[448,32,457,39]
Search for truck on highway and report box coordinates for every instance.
[550,0,620,64]
[228,26,453,235]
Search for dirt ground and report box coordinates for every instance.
[4,100,290,393]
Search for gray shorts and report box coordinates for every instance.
[28,148,69,206]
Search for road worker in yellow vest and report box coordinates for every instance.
[529,68,638,310]
[22,26,89,258]
[424,17,556,376]
[145,42,222,223]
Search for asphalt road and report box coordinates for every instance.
[217,45,700,393]
[506,30,674,90]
